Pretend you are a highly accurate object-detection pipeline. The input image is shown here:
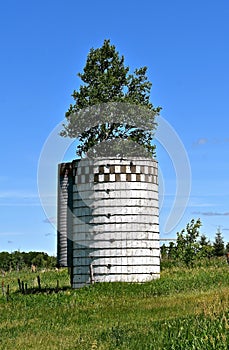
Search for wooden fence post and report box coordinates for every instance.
[89,264,95,285]
[56,280,59,292]
[6,285,9,301]
[18,278,21,292]
[21,281,25,294]
[37,275,41,290]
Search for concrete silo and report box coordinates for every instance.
[57,157,160,288]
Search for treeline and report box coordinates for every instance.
[0,251,56,271]
[160,219,229,267]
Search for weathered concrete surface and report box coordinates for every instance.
[57,157,160,288]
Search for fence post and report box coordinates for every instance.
[6,285,9,301]
[18,278,21,292]
[89,264,95,285]
[21,281,25,294]
[37,275,41,290]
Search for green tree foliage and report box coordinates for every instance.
[161,219,202,267]
[226,242,229,252]
[32,253,47,268]
[199,234,210,247]
[198,234,214,259]
[176,218,202,267]
[61,39,161,158]
[0,252,11,271]
[160,244,168,260]
[161,221,229,266]
[213,228,225,256]
[0,251,56,271]
[167,242,177,260]
[10,251,26,271]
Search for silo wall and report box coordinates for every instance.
[71,157,160,288]
[57,162,74,267]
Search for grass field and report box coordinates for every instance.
[0,259,229,349]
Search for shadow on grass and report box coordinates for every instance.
[15,285,71,295]
[13,275,72,295]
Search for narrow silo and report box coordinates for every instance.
[70,157,160,288]
[57,162,74,268]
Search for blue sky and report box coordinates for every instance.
[0,0,229,255]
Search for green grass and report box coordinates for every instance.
[0,260,229,349]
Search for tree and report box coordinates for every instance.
[199,234,210,248]
[226,242,229,252]
[198,234,214,260]
[160,244,168,260]
[61,39,161,158]
[176,218,202,267]
[167,242,177,260]
[213,227,225,257]
[176,230,186,260]
[0,252,11,270]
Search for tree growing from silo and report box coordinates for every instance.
[60,39,161,158]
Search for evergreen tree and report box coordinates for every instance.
[160,244,168,260]
[61,39,161,158]
[197,234,214,259]
[199,234,210,248]
[213,227,225,256]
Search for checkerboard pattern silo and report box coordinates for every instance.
[57,163,71,267]
[71,157,160,288]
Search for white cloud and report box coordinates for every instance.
[188,201,215,208]
[0,190,38,199]
[192,211,229,217]
[193,137,229,146]
[0,231,25,236]
[0,190,56,207]
[193,138,208,146]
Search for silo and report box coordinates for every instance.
[70,157,160,288]
[57,162,74,268]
